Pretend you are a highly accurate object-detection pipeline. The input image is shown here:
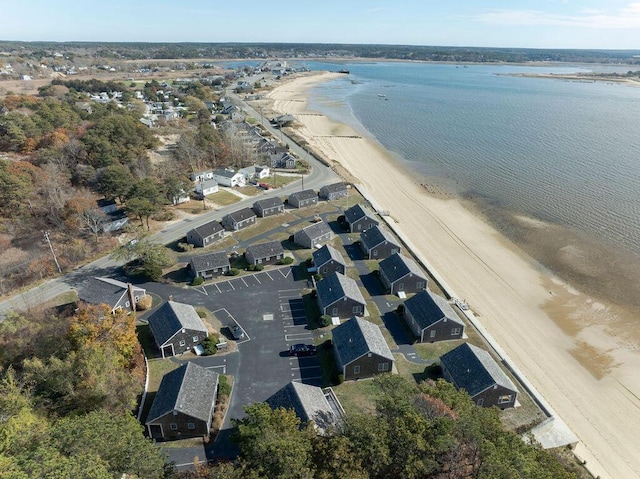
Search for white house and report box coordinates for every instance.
[190,170,214,182]
[239,165,271,181]
[212,168,245,187]
[195,178,219,196]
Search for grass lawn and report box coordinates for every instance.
[39,290,78,311]
[208,190,241,207]
[234,212,297,242]
[270,173,300,188]
[413,339,465,362]
[393,354,432,384]
[333,379,380,416]
[364,260,379,272]
[236,186,261,197]
[139,358,181,423]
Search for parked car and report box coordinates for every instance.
[229,323,245,340]
[288,343,317,357]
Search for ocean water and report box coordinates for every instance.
[299,61,640,258]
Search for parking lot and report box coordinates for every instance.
[144,265,322,461]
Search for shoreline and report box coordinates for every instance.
[264,71,640,479]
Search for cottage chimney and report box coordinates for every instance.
[127,283,136,313]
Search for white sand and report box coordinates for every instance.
[268,72,640,479]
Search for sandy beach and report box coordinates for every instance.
[265,72,640,479]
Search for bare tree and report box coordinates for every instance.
[78,208,106,243]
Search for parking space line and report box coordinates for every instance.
[290,365,321,371]
[205,365,227,374]
[241,277,248,287]
[228,281,236,290]
[280,269,291,278]
[265,271,274,281]
[254,274,261,284]
[214,283,221,293]
[285,333,314,341]
[279,288,300,293]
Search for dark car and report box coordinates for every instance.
[288,343,317,357]
[229,323,245,340]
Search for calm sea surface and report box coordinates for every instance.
[299,61,640,257]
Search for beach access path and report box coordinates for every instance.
[266,71,640,479]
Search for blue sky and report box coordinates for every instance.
[3,0,640,49]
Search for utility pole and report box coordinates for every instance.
[43,231,62,274]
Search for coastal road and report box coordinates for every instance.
[0,92,339,319]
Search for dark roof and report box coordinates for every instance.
[190,220,224,240]
[253,197,284,210]
[378,253,426,284]
[190,251,230,272]
[360,225,398,250]
[440,343,518,397]
[332,317,394,365]
[403,290,462,330]
[77,277,145,309]
[148,301,208,347]
[96,198,116,208]
[321,182,347,194]
[267,382,338,433]
[298,221,332,240]
[146,362,219,424]
[105,210,128,221]
[312,244,345,268]
[226,207,256,222]
[199,178,218,189]
[213,168,238,178]
[316,272,365,309]
[245,240,284,259]
[344,204,376,224]
[289,189,317,201]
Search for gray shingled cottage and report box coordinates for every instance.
[332,317,394,380]
[145,362,219,440]
[186,220,225,248]
[189,251,230,279]
[360,225,401,260]
[319,182,348,201]
[77,277,147,314]
[245,241,285,265]
[440,343,518,409]
[253,197,285,217]
[403,290,464,342]
[288,189,318,208]
[294,221,333,249]
[316,272,366,319]
[222,207,257,231]
[378,252,428,295]
[312,244,346,277]
[147,301,209,358]
[344,203,379,233]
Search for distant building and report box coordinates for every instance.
[147,301,209,358]
[194,178,218,197]
[253,197,285,217]
[189,251,230,279]
[378,253,428,295]
[77,277,147,314]
[212,168,245,187]
[222,208,257,231]
[344,204,379,233]
[312,244,347,277]
[319,182,348,201]
[360,225,401,260]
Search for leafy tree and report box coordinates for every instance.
[0,159,38,216]
[112,239,175,281]
[98,164,135,202]
[232,403,316,479]
[126,178,165,230]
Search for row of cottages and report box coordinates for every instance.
[267,381,343,435]
[332,317,395,381]
[145,362,219,440]
[253,197,285,217]
[245,241,285,265]
[312,244,346,276]
[378,252,428,295]
[319,182,348,201]
[440,343,519,409]
[360,225,401,260]
[147,301,209,358]
[186,220,225,248]
[403,290,465,343]
[316,272,366,319]
[77,277,147,314]
[294,221,333,249]
[189,251,230,279]
[289,189,318,208]
[345,203,379,233]
[222,207,257,231]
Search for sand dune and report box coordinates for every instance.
[267,72,640,479]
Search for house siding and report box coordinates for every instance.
[317,260,345,277]
[381,271,427,295]
[160,329,208,357]
[148,411,209,439]
[290,196,318,208]
[255,204,284,217]
[222,215,256,231]
[294,230,332,249]
[192,264,229,279]
[364,242,400,260]
[350,217,379,233]
[473,385,518,409]
[343,353,393,381]
[319,297,365,319]
[245,251,283,265]
[186,229,224,248]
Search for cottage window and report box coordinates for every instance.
[257,258,262,264]
[322,267,328,273]
[187,422,196,430]
[332,307,339,316]
[477,398,484,406]
[170,423,178,430]
[451,327,461,336]
[416,281,425,289]
[391,248,399,254]
[373,250,378,257]
[125,301,130,307]
[353,365,361,374]
[498,395,512,404]
[179,340,186,347]
[193,336,200,343]
[378,362,389,372]
[397,282,404,291]
[352,305,362,314]
[429,330,436,338]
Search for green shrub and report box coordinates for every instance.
[190,276,204,286]
[247,264,264,271]
[305,257,313,266]
[278,256,294,265]
[218,375,232,397]
[143,264,163,282]
[227,268,240,276]
[313,273,323,282]
[337,374,345,384]
[201,335,219,355]
[178,241,194,252]
[319,315,332,327]
[196,307,208,318]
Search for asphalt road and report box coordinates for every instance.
[0,92,339,318]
